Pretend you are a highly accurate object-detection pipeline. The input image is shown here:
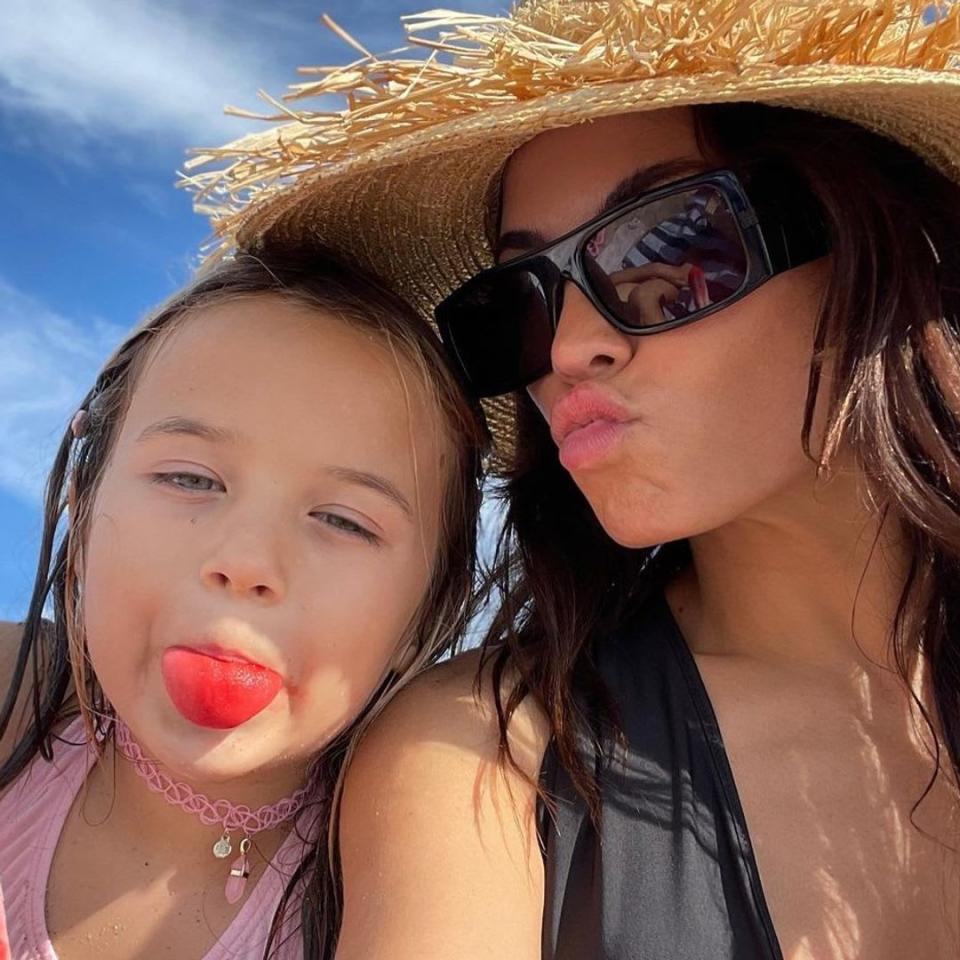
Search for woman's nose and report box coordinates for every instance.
[199,519,288,604]
[550,281,633,384]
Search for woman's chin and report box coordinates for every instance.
[581,483,686,550]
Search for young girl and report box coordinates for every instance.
[0,249,486,959]
[179,2,960,958]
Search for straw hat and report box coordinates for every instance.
[182,0,960,457]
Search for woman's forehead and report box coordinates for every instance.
[499,108,703,243]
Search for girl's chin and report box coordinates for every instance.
[136,738,298,792]
[123,706,291,783]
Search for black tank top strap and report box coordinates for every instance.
[538,590,784,960]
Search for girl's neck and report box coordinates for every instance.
[80,724,309,874]
[668,457,911,676]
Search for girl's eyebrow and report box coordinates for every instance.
[326,466,414,519]
[136,416,237,444]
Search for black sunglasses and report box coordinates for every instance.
[436,166,830,398]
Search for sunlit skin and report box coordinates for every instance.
[42,295,450,957]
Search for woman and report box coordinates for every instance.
[186,3,960,957]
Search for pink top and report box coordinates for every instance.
[0,881,10,960]
[0,720,310,959]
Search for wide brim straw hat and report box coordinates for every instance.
[182,0,960,460]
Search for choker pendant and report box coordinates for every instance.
[113,720,311,905]
[213,832,233,859]
[225,837,252,905]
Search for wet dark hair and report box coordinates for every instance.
[481,103,960,822]
[0,249,488,957]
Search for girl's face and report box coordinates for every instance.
[503,108,831,547]
[83,295,448,786]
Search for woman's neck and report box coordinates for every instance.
[668,458,911,676]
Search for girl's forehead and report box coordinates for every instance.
[140,296,423,410]
[121,296,447,490]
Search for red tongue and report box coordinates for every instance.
[161,648,282,729]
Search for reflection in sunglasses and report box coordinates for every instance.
[606,263,705,327]
[586,186,745,324]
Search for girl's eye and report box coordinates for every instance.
[152,472,222,493]
[313,511,380,545]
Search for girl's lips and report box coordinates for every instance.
[161,646,283,729]
[558,419,631,471]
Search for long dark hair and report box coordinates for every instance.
[480,103,960,821]
[0,249,488,957]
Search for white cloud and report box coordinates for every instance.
[0,0,287,146]
[0,1,514,157]
[0,277,127,502]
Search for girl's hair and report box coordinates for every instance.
[481,103,960,822]
[0,249,488,957]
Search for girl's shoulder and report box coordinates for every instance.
[0,620,72,769]
[0,620,22,662]
[0,621,26,763]
[334,647,549,960]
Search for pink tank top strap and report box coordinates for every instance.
[0,717,95,960]
[0,878,13,960]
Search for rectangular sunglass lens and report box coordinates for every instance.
[437,265,555,397]
[582,185,749,330]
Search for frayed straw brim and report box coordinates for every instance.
[180,1,960,461]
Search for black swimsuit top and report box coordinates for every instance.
[538,591,785,960]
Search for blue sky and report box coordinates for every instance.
[0,0,505,621]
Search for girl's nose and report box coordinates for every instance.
[199,521,288,604]
[550,281,633,384]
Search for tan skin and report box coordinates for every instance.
[336,108,959,960]
[0,295,450,958]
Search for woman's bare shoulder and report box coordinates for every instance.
[370,646,549,771]
[334,647,551,960]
